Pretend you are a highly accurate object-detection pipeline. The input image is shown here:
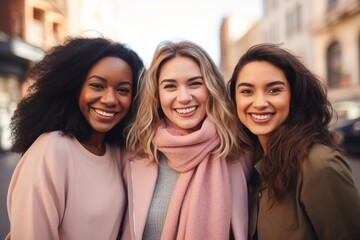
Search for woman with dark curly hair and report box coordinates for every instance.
[6,37,144,239]
[228,43,360,240]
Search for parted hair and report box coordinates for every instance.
[11,36,144,154]
[127,40,251,162]
[228,43,339,200]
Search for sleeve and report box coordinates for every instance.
[7,133,68,240]
[301,150,360,240]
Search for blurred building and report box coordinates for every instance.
[0,0,68,150]
[310,0,360,101]
[220,0,360,102]
[220,19,262,81]
[0,0,121,151]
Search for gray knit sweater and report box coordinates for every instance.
[143,156,180,240]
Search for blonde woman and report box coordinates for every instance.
[120,40,252,240]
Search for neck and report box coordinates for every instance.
[79,133,106,156]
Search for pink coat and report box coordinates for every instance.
[120,151,251,240]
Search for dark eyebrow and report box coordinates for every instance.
[160,76,203,85]
[89,75,107,82]
[237,80,286,88]
[237,82,253,88]
[89,75,132,86]
[267,81,286,87]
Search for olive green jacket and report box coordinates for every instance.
[249,144,360,240]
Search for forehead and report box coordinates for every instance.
[236,61,288,85]
[87,57,133,81]
[159,56,200,78]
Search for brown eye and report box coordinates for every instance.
[240,89,252,94]
[90,83,104,90]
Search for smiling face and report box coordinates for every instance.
[158,56,209,132]
[78,56,133,137]
[235,61,291,149]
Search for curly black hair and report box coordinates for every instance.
[11,37,144,154]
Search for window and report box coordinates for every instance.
[53,22,60,42]
[295,4,302,33]
[326,41,342,88]
[32,8,45,46]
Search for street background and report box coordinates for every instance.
[1,0,360,239]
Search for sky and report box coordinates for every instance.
[109,0,263,65]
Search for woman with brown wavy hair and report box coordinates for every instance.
[228,43,360,240]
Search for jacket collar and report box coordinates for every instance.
[127,158,158,239]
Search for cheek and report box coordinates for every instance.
[278,96,291,113]
[235,97,247,120]
[158,91,166,111]
[78,92,88,109]
[121,96,133,112]
[201,89,209,103]
[158,90,173,109]
[235,95,244,111]
[125,98,132,109]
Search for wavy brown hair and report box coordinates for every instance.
[228,43,340,200]
[127,40,252,162]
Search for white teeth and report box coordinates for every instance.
[94,109,115,117]
[176,107,196,114]
[251,113,272,120]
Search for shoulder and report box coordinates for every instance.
[300,144,355,194]
[298,144,360,239]
[307,144,339,162]
[9,132,74,191]
[22,131,76,168]
[34,131,73,149]
[302,144,350,175]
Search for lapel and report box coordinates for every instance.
[127,158,158,239]
[228,160,249,240]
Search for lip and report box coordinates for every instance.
[174,106,197,116]
[92,108,119,119]
[248,112,274,123]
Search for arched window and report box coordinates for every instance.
[326,41,342,88]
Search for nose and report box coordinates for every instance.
[177,87,192,103]
[101,89,117,106]
[253,93,269,109]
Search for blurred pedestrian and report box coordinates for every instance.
[6,36,144,239]
[121,40,252,239]
[228,43,360,240]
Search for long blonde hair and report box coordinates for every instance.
[127,40,251,162]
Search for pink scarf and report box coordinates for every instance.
[152,118,231,240]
